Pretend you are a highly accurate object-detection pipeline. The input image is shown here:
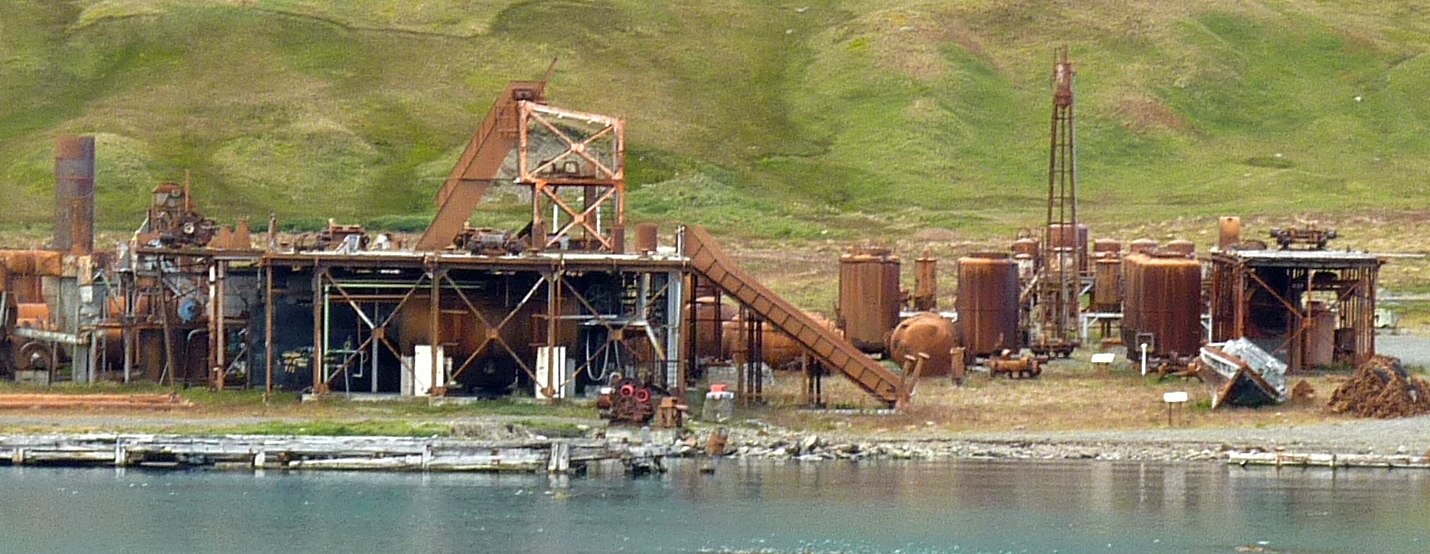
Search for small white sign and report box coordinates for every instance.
[1163,391,1189,403]
[1090,353,1116,364]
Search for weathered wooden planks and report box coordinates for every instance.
[0,434,672,474]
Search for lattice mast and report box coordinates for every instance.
[1033,46,1082,355]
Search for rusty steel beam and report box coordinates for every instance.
[682,226,901,406]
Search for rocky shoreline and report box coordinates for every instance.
[3,413,1428,472]
[685,414,1430,466]
[708,433,1228,463]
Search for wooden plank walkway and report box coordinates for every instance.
[0,434,674,474]
[1228,450,1430,469]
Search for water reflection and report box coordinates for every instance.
[1,460,1427,554]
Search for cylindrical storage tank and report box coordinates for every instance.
[1047,224,1089,251]
[838,247,900,354]
[721,314,832,370]
[1218,216,1242,250]
[1047,224,1089,272]
[912,254,938,312]
[1011,237,1039,259]
[889,312,958,377]
[1121,253,1202,359]
[1091,238,1121,260]
[634,223,658,253]
[955,254,1021,357]
[1121,257,1142,347]
[1307,302,1336,367]
[1162,239,1195,258]
[1090,258,1123,313]
[687,297,736,360]
[1129,238,1158,256]
[54,135,95,254]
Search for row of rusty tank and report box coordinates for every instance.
[690,229,1208,379]
[838,247,960,377]
[687,246,959,378]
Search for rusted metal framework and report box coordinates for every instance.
[1029,46,1082,357]
[519,103,625,252]
[417,74,625,254]
[1209,250,1382,372]
[255,251,684,398]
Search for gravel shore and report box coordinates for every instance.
[4,410,1429,466]
[710,415,1430,463]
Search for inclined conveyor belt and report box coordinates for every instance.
[683,226,902,406]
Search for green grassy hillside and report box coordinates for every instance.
[3,0,1429,239]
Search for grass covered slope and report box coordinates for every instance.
[2,1,1429,237]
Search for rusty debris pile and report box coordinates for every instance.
[1328,356,1430,419]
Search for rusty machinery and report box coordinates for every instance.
[1270,224,1338,251]
[136,182,217,249]
[417,62,626,254]
[596,376,685,427]
[987,350,1045,379]
[1026,46,1083,359]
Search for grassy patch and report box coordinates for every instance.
[3,1,1430,242]
[214,419,450,437]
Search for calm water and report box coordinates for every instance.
[2,459,1427,554]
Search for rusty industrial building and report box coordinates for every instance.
[1,77,908,417]
[0,58,1391,415]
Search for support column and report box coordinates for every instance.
[311,263,327,395]
[264,261,274,401]
[665,270,684,395]
[429,265,443,397]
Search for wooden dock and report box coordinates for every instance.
[1228,450,1430,470]
[0,434,675,474]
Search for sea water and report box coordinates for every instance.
[1,458,1426,554]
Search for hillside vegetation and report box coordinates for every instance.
[3,0,1430,239]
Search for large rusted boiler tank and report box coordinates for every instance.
[956,254,1021,357]
[837,247,900,354]
[687,296,736,360]
[721,312,835,370]
[1047,223,1089,273]
[1217,216,1242,250]
[1129,238,1158,256]
[889,312,957,377]
[1121,253,1203,359]
[1090,258,1123,313]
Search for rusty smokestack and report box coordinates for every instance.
[54,135,95,254]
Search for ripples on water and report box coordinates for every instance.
[1,459,1427,554]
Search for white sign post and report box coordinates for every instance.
[1140,343,1149,376]
[1164,391,1189,426]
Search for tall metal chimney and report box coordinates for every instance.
[54,135,95,254]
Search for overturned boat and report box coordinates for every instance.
[1195,338,1287,409]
